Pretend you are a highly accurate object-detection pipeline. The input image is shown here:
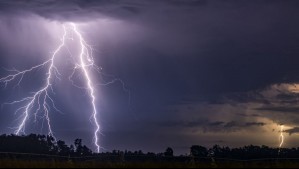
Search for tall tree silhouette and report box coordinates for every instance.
[74,139,92,156]
[164,147,174,157]
[190,145,208,157]
[57,140,71,156]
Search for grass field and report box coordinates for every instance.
[1,159,299,168]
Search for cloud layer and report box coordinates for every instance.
[1,0,299,154]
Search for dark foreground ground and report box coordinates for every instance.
[2,159,299,168]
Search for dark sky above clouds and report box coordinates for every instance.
[1,0,299,154]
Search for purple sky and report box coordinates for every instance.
[1,0,299,155]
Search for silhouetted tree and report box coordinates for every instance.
[74,139,83,155]
[74,138,92,156]
[5,134,299,161]
[0,134,94,158]
[190,145,208,157]
[82,145,92,156]
[57,140,70,156]
[46,135,56,154]
[164,147,174,157]
[70,145,75,155]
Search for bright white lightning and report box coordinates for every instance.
[71,23,101,153]
[279,125,284,148]
[0,26,67,138]
[0,23,113,153]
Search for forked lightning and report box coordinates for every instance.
[0,23,104,152]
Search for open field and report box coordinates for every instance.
[2,158,299,168]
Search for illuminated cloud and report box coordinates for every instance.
[1,0,299,154]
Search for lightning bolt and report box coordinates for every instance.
[279,125,284,148]
[0,26,67,138]
[71,23,100,153]
[0,22,113,153]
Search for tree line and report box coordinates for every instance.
[0,134,92,156]
[0,134,299,160]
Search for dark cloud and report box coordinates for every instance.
[223,121,266,128]
[236,113,261,117]
[1,0,299,154]
[0,0,206,21]
[285,127,299,135]
[276,93,299,104]
[2,0,299,97]
[209,121,225,126]
[224,121,237,128]
[245,122,266,127]
[222,91,271,105]
[254,106,299,113]
[159,120,266,132]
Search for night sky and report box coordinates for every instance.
[1,0,299,155]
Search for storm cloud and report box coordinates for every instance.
[1,0,299,154]
[160,120,266,131]
[285,127,299,135]
[0,0,206,21]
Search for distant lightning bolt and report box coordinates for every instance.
[0,22,118,153]
[279,125,284,148]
